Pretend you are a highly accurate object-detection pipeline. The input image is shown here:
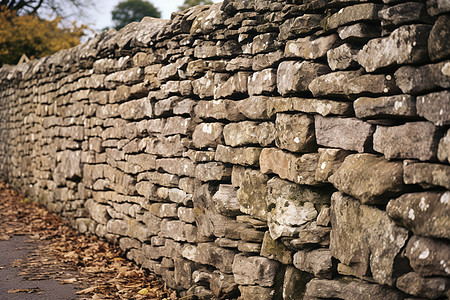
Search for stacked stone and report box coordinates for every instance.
[0,0,449,298]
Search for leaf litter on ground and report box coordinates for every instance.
[0,181,177,299]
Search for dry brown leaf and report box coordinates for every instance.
[61,277,77,284]
[7,288,42,294]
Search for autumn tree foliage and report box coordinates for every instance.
[111,0,160,30]
[0,6,87,66]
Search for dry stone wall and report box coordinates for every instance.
[0,0,449,298]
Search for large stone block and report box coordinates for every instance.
[417,90,450,126]
[293,248,332,279]
[237,96,272,120]
[405,235,450,277]
[279,14,323,40]
[326,3,384,30]
[192,123,223,149]
[428,15,450,61]
[267,97,353,117]
[387,191,450,239]
[327,43,359,71]
[396,271,450,299]
[214,72,250,99]
[182,243,236,273]
[314,116,374,152]
[329,154,405,204]
[277,61,329,96]
[403,161,450,190]
[251,33,280,54]
[330,192,409,286]
[285,34,337,60]
[438,129,450,163]
[145,135,185,157]
[215,145,262,166]
[160,219,197,243]
[275,113,316,153]
[358,24,432,72]
[248,69,277,96]
[378,2,433,27]
[232,254,279,287]
[260,231,293,265]
[305,278,403,299]
[238,285,275,300]
[211,184,241,217]
[223,121,275,147]
[266,177,330,239]
[373,122,440,161]
[427,0,450,16]
[195,162,231,182]
[156,158,195,177]
[308,69,363,98]
[354,95,417,119]
[315,148,352,182]
[236,169,269,221]
[194,99,245,121]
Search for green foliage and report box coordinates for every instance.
[178,0,214,11]
[0,6,87,66]
[111,0,160,30]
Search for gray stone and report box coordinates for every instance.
[223,121,275,147]
[330,192,409,286]
[277,61,330,96]
[182,243,236,273]
[305,278,403,300]
[378,2,433,27]
[252,33,280,54]
[429,15,450,61]
[308,69,363,98]
[253,50,284,71]
[145,135,185,157]
[85,199,109,224]
[354,95,417,119]
[236,168,269,221]
[395,61,450,95]
[212,184,241,217]
[417,90,450,126]
[275,113,315,153]
[149,203,178,218]
[387,191,450,239]
[161,116,196,136]
[194,99,244,121]
[327,43,359,71]
[326,4,384,30]
[315,148,352,182]
[358,24,432,72]
[344,74,400,97]
[338,23,381,42]
[214,72,250,99]
[403,161,450,190]
[160,219,197,243]
[232,254,279,287]
[373,122,440,161]
[237,96,271,120]
[195,162,231,182]
[156,158,195,177]
[397,272,450,299]
[314,116,374,152]
[266,177,329,239]
[405,235,450,277]
[285,34,337,60]
[427,0,450,16]
[279,14,323,40]
[215,145,262,166]
[329,154,405,205]
[237,241,261,253]
[438,129,450,163]
[267,97,353,117]
[238,285,275,300]
[192,123,223,149]
[293,248,332,279]
[248,69,277,96]
[282,266,312,300]
[260,148,322,186]
[260,231,293,265]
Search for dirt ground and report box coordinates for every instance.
[0,181,176,299]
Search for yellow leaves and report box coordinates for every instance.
[0,5,88,66]
[138,288,149,295]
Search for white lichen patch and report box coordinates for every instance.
[418,248,430,259]
[441,192,449,204]
[419,197,429,211]
[408,208,415,220]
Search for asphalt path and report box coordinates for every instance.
[0,235,81,300]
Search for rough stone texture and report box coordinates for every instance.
[327,43,359,71]
[354,94,417,120]
[330,192,409,286]
[215,144,262,166]
[417,90,450,126]
[238,285,274,300]
[315,148,351,182]
[260,231,293,265]
[293,248,332,279]
[378,2,433,28]
[403,161,450,190]
[223,121,276,147]
[236,169,269,221]
[314,116,374,153]
[285,35,337,60]
[305,278,403,300]
[326,4,385,30]
[373,122,441,161]
[232,254,279,287]
[308,70,363,98]
[427,0,450,16]
[387,191,450,239]
[248,69,277,96]
[396,271,450,299]
[192,123,223,149]
[396,60,450,94]
[275,113,316,153]
[338,23,380,42]
[405,235,450,277]
[277,61,330,96]
[358,25,432,72]
[267,97,353,117]
[428,15,450,61]
[329,154,405,204]
[438,129,450,163]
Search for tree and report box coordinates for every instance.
[178,0,213,11]
[0,6,87,66]
[0,0,94,19]
[111,0,160,30]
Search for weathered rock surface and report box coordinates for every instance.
[315,148,351,182]
[417,90,450,126]
[357,25,432,72]
[236,169,269,221]
[396,271,450,299]
[277,61,330,96]
[405,235,450,277]
[438,129,450,163]
[373,122,441,161]
[285,35,337,60]
[275,113,316,153]
[403,161,450,190]
[428,14,450,61]
[354,95,417,119]
[260,231,293,265]
[223,121,275,147]
[387,191,450,239]
[314,116,374,153]
[232,254,279,287]
[293,248,332,279]
[330,192,409,285]
[329,154,405,204]
[327,43,359,71]
[326,4,384,30]
[267,97,353,117]
[215,144,261,166]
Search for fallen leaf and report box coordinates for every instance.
[75,286,99,294]
[138,288,149,295]
[61,277,77,284]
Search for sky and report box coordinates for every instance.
[86,0,222,31]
